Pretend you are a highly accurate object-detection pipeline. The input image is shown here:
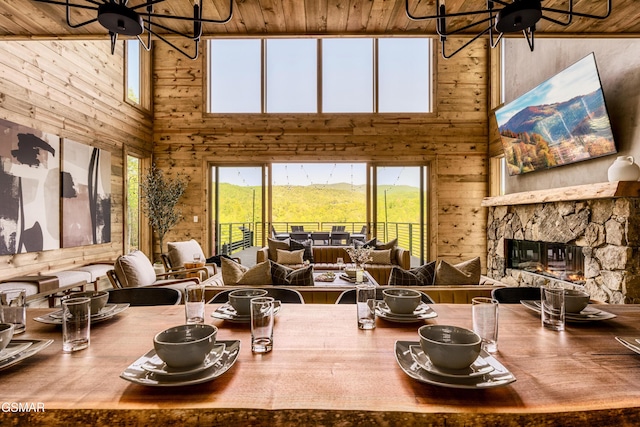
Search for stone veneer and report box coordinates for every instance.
[484,189,640,304]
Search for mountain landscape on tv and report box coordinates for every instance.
[498,89,616,175]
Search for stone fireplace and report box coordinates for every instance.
[482,182,640,304]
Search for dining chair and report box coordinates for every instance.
[208,287,305,304]
[107,287,182,306]
[491,286,541,304]
[350,226,367,243]
[335,288,435,305]
[291,225,305,232]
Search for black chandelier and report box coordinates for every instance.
[31,0,233,60]
[405,0,612,59]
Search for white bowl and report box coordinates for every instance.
[383,288,422,314]
[154,324,217,369]
[419,325,482,370]
[0,323,14,353]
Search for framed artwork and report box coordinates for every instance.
[61,139,111,247]
[0,119,60,255]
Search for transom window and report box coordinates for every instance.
[207,38,432,114]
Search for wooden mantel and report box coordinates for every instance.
[481,181,640,207]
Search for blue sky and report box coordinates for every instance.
[495,54,603,126]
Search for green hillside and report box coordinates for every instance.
[216,183,421,224]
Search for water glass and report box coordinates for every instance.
[356,284,376,330]
[0,288,27,334]
[336,257,344,271]
[251,297,277,353]
[184,283,205,324]
[62,297,91,352]
[541,284,565,331]
[472,297,499,353]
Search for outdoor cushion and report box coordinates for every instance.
[355,238,377,249]
[167,239,207,267]
[268,238,290,261]
[276,248,305,265]
[270,262,314,286]
[370,249,392,265]
[221,258,272,286]
[388,262,436,286]
[289,239,314,263]
[434,257,481,285]
[114,250,157,288]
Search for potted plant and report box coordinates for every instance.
[140,164,187,256]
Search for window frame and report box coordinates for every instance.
[124,40,152,112]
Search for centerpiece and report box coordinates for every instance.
[344,246,373,283]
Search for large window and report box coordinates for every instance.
[125,40,151,110]
[126,155,141,253]
[208,38,432,114]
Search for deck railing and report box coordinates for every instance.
[216,222,424,260]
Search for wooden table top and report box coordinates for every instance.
[3,303,640,425]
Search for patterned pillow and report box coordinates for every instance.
[355,238,377,249]
[270,262,314,286]
[370,249,392,265]
[276,249,305,265]
[267,238,290,261]
[434,257,481,285]
[289,239,314,263]
[221,258,273,286]
[388,262,436,286]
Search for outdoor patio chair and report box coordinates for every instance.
[161,239,217,277]
[208,287,305,304]
[291,225,305,232]
[491,287,541,303]
[350,226,367,243]
[290,231,310,241]
[107,287,182,306]
[335,288,435,305]
[107,250,201,290]
[271,225,290,241]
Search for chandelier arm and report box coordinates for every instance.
[109,30,117,55]
[523,26,535,51]
[405,0,494,22]
[136,33,151,51]
[141,18,201,41]
[130,0,167,12]
[441,26,491,59]
[142,0,233,25]
[436,15,495,37]
[32,0,99,9]
[542,0,612,20]
[146,27,198,60]
[66,0,99,28]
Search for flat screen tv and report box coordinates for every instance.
[495,53,616,176]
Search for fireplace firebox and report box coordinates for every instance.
[506,239,585,284]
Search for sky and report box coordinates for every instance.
[495,53,603,126]
[218,164,420,188]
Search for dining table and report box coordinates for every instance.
[2,302,640,426]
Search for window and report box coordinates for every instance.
[125,40,151,110]
[208,38,432,114]
[126,155,141,252]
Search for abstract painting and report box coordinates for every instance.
[0,119,60,255]
[61,139,111,247]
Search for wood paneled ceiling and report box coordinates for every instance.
[1,0,639,40]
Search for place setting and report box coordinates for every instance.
[375,288,437,323]
[0,323,54,371]
[120,324,241,387]
[211,289,281,323]
[33,291,130,325]
[615,337,640,355]
[520,288,617,323]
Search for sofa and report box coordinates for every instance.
[256,244,411,285]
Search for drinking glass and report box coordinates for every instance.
[193,253,202,263]
[472,297,499,353]
[62,297,91,352]
[336,257,344,271]
[184,283,205,324]
[356,284,376,330]
[251,297,277,353]
[0,288,27,334]
[541,284,565,331]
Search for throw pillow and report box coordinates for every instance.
[167,239,206,268]
[375,238,398,250]
[355,238,377,249]
[388,262,436,286]
[370,249,392,265]
[289,238,314,263]
[434,257,481,285]
[267,238,290,261]
[221,258,273,286]
[276,248,305,265]
[271,262,314,286]
[114,250,157,288]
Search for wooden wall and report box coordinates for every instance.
[0,40,153,281]
[153,38,490,268]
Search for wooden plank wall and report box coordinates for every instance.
[0,40,153,281]
[153,38,489,268]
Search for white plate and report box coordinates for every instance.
[0,341,33,363]
[409,345,495,378]
[120,340,240,387]
[141,343,226,377]
[376,302,437,323]
[616,336,640,355]
[0,339,54,371]
[395,341,516,389]
[520,300,617,322]
[34,303,130,325]
[211,303,281,323]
